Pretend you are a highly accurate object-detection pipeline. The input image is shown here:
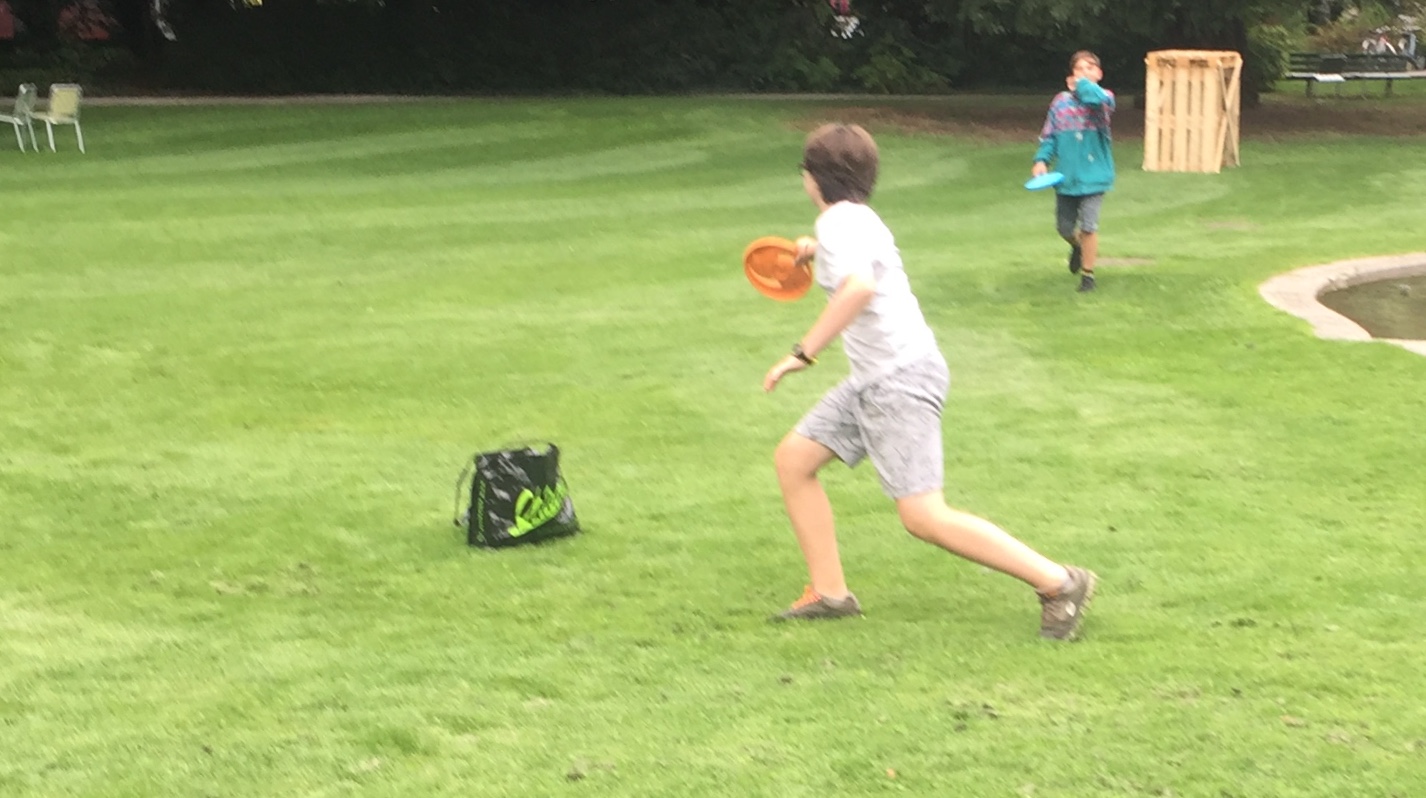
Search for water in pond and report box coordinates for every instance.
[1318,275,1426,340]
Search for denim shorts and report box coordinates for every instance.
[794,355,950,499]
[1056,192,1105,238]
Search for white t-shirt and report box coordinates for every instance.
[813,201,939,386]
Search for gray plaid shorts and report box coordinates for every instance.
[1056,192,1105,238]
[794,355,950,499]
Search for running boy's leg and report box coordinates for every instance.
[896,492,1067,592]
[773,376,870,608]
[857,358,1068,592]
[773,432,849,599]
[1079,231,1099,272]
[897,491,1096,639]
[1076,193,1104,274]
[1055,194,1084,274]
[860,357,1095,638]
[1075,193,1104,291]
[1054,193,1080,245]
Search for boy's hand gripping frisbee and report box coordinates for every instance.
[1024,171,1065,191]
[743,236,812,302]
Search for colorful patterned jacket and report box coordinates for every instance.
[1033,78,1116,197]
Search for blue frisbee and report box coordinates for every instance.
[1024,171,1065,191]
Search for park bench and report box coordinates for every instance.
[1286,52,1426,97]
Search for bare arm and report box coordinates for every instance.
[764,273,876,392]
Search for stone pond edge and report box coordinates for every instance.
[1258,253,1426,358]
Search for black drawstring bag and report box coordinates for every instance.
[454,444,580,548]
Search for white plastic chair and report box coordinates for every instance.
[0,83,39,152]
[33,83,85,153]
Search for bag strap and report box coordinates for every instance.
[546,443,561,484]
[452,459,474,527]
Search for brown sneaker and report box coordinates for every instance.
[1038,566,1097,640]
[771,585,863,621]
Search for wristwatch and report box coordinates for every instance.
[791,343,817,366]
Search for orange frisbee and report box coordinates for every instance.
[743,236,812,302]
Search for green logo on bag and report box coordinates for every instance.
[511,484,566,536]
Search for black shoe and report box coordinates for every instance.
[1068,245,1083,275]
[1077,273,1096,292]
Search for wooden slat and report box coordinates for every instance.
[1222,57,1242,167]
[1200,59,1221,173]
[1143,55,1162,170]
[1172,58,1190,170]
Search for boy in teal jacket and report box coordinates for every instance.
[1032,50,1115,292]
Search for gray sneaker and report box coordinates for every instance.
[772,586,863,621]
[1038,566,1097,640]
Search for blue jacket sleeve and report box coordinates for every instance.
[1074,77,1115,110]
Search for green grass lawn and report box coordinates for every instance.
[2,95,1424,797]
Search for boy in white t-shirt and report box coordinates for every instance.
[764,123,1096,640]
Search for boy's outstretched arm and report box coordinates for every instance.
[764,273,876,392]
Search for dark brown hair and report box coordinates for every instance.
[801,123,879,204]
[1068,50,1101,74]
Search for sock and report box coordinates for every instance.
[1038,569,1074,597]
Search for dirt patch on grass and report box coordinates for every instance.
[790,95,1426,142]
[91,92,1426,140]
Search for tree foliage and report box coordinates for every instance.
[0,0,1378,98]
[908,0,1313,98]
